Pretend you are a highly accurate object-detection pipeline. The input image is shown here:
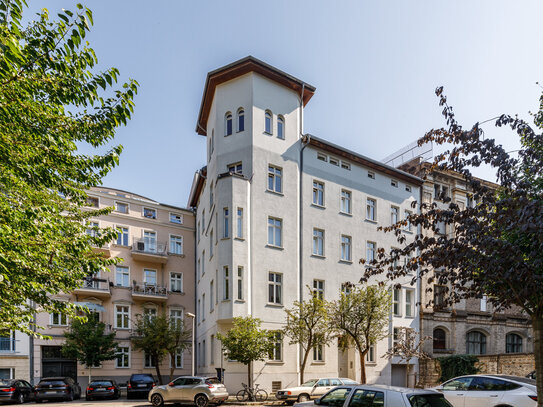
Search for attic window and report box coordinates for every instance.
[391,179,398,188]
[317,153,327,162]
[341,162,351,171]
[86,196,99,208]
[405,185,412,192]
[368,171,375,179]
[329,157,339,166]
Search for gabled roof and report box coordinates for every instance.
[196,56,316,136]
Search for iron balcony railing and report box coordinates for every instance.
[0,338,16,352]
[132,282,167,297]
[79,277,111,291]
[131,238,167,256]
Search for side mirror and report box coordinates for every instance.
[168,382,174,387]
[314,399,321,405]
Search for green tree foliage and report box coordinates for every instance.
[283,289,334,384]
[436,355,479,382]
[0,0,138,335]
[131,314,191,384]
[217,316,275,392]
[62,316,118,382]
[330,284,391,384]
[365,88,543,404]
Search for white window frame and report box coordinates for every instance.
[391,206,399,225]
[393,289,402,317]
[366,198,376,221]
[404,210,412,232]
[265,110,273,134]
[277,115,285,139]
[174,349,184,368]
[115,225,129,246]
[267,217,282,247]
[340,189,352,214]
[313,343,324,362]
[143,268,157,286]
[237,108,245,132]
[115,305,130,329]
[50,312,68,326]
[312,180,325,207]
[144,352,156,368]
[223,266,230,300]
[366,241,376,263]
[169,308,184,330]
[169,234,183,255]
[312,228,324,256]
[269,331,283,362]
[142,207,157,219]
[329,157,339,166]
[341,235,352,262]
[86,196,99,208]
[115,201,129,214]
[170,272,183,293]
[267,165,283,193]
[236,208,243,238]
[225,111,233,136]
[268,272,282,305]
[116,346,130,368]
[313,279,324,300]
[115,265,130,287]
[237,266,244,300]
[223,208,230,238]
[169,213,183,224]
[210,280,214,311]
[227,162,243,174]
[368,171,375,179]
[317,153,327,162]
[405,288,415,317]
[366,343,376,363]
[391,179,399,188]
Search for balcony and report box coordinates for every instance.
[92,243,111,257]
[0,338,16,353]
[73,277,112,298]
[131,282,168,302]
[131,238,168,264]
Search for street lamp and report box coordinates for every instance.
[186,312,196,376]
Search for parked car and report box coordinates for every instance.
[34,377,81,403]
[0,379,35,404]
[277,378,359,404]
[148,376,228,407]
[85,379,120,401]
[294,384,452,407]
[435,374,537,407]
[127,373,156,398]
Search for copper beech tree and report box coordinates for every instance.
[363,88,543,405]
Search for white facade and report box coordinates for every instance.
[0,330,31,381]
[189,57,422,393]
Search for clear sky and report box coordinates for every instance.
[28,0,543,207]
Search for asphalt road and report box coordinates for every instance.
[21,400,271,407]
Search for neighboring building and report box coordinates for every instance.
[188,56,424,393]
[0,330,31,381]
[32,187,195,387]
[397,159,533,368]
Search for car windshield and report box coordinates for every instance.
[39,380,65,386]
[131,375,153,382]
[301,379,318,387]
[409,394,453,407]
[90,381,113,386]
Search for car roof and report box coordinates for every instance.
[40,377,68,380]
[352,384,441,395]
[448,374,534,383]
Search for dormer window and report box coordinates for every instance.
[225,112,233,136]
[143,207,157,219]
[237,108,245,132]
[277,116,284,139]
[265,111,272,134]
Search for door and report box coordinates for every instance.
[440,377,474,407]
[312,379,331,397]
[391,364,407,387]
[464,377,505,407]
[166,377,187,401]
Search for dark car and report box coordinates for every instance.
[127,374,156,398]
[86,379,120,401]
[34,377,81,403]
[0,379,35,404]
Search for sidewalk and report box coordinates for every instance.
[224,394,286,406]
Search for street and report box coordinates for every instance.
[20,400,272,407]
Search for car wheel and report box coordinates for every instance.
[297,394,310,402]
[67,391,74,401]
[35,399,43,403]
[151,393,164,406]
[17,393,24,404]
[194,394,209,407]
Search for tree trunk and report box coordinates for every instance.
[88,366,92,384]
[358,347,367,384]
[248,362,253,401]
[532,316,543,407]
[300,346,312,384]
[155,355,163,385]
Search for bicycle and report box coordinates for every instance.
[236,382,268,402]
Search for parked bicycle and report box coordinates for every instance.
[236,382,268,402]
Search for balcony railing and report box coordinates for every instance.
[0,338,16,352]
[132,282,167,297]
[132,239,167,256]
[80,277,110,290]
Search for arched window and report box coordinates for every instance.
[265,111,272,134]
[433,328,446,350]
[466,331,487,355]
[506,333,523,353]
[237,108,244,132]
[277,115,284,139]
[225,112,233,136]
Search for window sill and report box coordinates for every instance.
[235,299,246,303]
[392,314,402,318]
[112,244,130,248]
[365,362,377,366]
[266,303,284,308]
[169,290,185,296]
[234,237,245,241]
[339,212,352,217]
[221,299,231,303]
[311,254,326,259]
[113,285,131,290]
[311,361,326,365]
[266,361,284,365]
[266,244,284,250]
[365,219,378,224]
[266,189,284,196]
[221,237,230,241]
[264,131,273,136]
[403,230,413,234]
[168,253,185,258]
[311,203,326,210]
[339,259,353,264]
[114,327,130,331]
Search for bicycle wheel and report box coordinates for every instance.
[236,389,249,402]
[255,389,268,402]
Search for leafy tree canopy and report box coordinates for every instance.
[0,0,138,335]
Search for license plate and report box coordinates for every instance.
[45,391,57,394]
[138,384,146,387]
[96,388,106,391]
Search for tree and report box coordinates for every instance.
[330,284,391,384]
[62,316,118,382]
[283,289,335,383]
[0,1,138,336]
[364,87,543,405]
[131,314,190,384]
[216,316,275,395]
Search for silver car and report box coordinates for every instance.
[277,378,359,404]
[148,376,228,407]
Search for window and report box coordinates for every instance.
[209,230,214,257]
[268,165,283,193]
[237,266,243,300]
[202,340,206,366]
[405,185,412,192]
[144,231,157,252]
[222,208,229,238]
[115,305,130,329]
[225,112,233,136]
[341,161,351,170]
[197,258,201,280]
[277,116,284,139]
[312,181,324,206]
[86,221,99,237]
[391,206,399,225]
[197,300,201,324]
[367,171,375,179]
[232,208,241,239]
[116,226,129,246]
[340,190,351,214]
[366,344,375,363]
[116,347,130,368]
[51,312,67,326]
[202,210,205,233]
[202,294,206,321]
[143,307,157,321]
[434,285,447,309]
[197,221,200,241]
[170,235,183,255]
[312,228,324,256]
[341,235,352,261]
[227,162,243,174]
[313,343,324,362]
[116,266,130,287]
[391,179,398,187]
[143,207,156,219]
[265,111,272,134]
[434,183,449,200]
[404,210,412,231]
[466,331,487,355]
[329,157,339,166]
[237,108,244,132]
[269,332,283,361]
[209,183,214,208]
[366,241,376,263]
[144,269,157,285]
[170,272,183,293]
[433,328,446,350]
[393,288,401,317]
[268,272,282,304]
[317,153,327,162]
[170,309,183,330]
[86,196,99,208]
[268,217,282,247]
[366,198,376,221]
[144,353,156,368]
[313,280,324,300]
[405,289,414,317]
[115,202,128,214]
[170,213,183,224]
[506,333,523,353]
[211,130,215,155]
[175,350,183,368]
[209,281,214,311]
[210,335,215,364]
[223,266,230,300]
[393,327,400,347]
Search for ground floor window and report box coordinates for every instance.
[466,331,487,355]
[505,333,523,353]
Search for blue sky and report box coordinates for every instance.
[29,1,543,207]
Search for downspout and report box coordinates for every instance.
[416,185,423,385]
[192,205,198,376]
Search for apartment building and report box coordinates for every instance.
[32,187,195,387]
[398,160,533,360]
[188,56,424,393]
[0,331,31,381]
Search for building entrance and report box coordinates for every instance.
[41,346,77,381]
